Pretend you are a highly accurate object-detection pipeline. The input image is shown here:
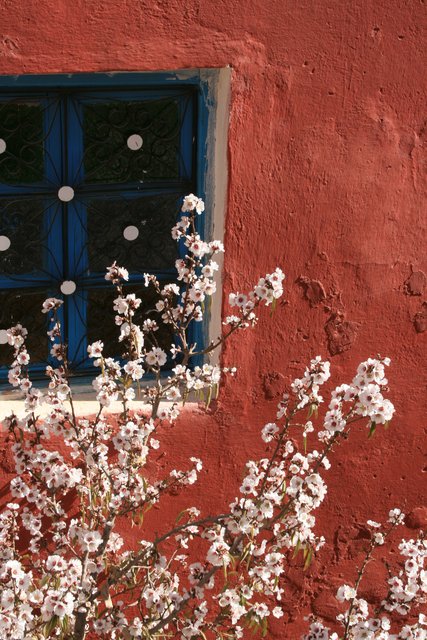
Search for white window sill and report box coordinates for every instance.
[0,393,184,420]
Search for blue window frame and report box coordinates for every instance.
[0,72,209,382]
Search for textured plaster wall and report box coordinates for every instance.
[0,1,426,636]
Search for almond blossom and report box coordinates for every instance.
[0,195,417,640]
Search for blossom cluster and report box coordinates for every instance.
[323,357,395,437]
[83,194,282,409]
[303,510,426,640]
[0,194,414,640]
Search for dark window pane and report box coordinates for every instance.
[0,102,44,184]
[0,198,49,275]
[86,284,175,361]
[82,97,184,183]
[86,195,179,274]
[0,289,48,366]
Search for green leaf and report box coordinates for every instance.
[307,403,318,419]
[368,422,377,438]
[61,615,70,631]
[292,538,301,558]
[206,384,212,409]
[304,547,313,570]
[175,509,187,524]
[261,617,269,637]
[270,297,277,315]
[281,480,287,497]
[43,616,59,637]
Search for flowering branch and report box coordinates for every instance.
[1,195,422,640]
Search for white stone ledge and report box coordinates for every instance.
[0,398,159,420]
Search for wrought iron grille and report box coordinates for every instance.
[0,82,199,380]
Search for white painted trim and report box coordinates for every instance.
[0,398,188,421]
[203,67,231,367]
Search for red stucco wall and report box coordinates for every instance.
[0,1,426,637]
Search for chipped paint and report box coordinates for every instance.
[404,270,426,296]
[297,276,327,307]
[413,302,427,333]
[324,312,359,356]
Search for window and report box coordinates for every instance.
[0,71,220,383]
